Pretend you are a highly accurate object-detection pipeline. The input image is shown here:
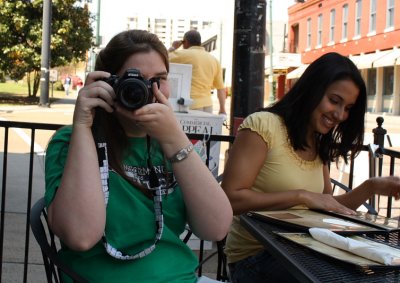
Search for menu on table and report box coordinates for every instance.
[248,209,384,235]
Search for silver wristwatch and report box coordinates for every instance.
[168,144,194,163]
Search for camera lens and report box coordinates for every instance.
[117,78,149,110]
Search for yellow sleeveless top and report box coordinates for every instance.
[225,112,324,263]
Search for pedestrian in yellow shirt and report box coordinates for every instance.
[169,30,226,115]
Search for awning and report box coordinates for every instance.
[349,50,393,69]
[349,55,362,66]
[265,53,302,72]
[286,64,309,79]
[373,48,400,68]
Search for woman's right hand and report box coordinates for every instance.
[300,190,356,215]
[49,71,116,250]
[73,71,116,128]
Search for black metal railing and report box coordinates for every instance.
[0,120,235,282]
[373,147,400,217]
[1,121,63,283]
[0,119,399,282]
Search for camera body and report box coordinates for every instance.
[102,68,159,110]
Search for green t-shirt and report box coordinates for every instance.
[45,126,198,282]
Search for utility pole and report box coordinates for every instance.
[268,0,274,103]
[39,0,52,107]
[230,0,266,135]
[88,0,101,73]
[96,0,101,46]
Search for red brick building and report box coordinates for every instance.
[287,0,400,114]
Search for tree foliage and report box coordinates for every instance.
[0,0,93,96]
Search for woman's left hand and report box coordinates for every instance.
[115,83,185,144]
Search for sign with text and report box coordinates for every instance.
[175,110,224,177]
[49,69,58,82]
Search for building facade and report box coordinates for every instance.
[124,16,229,84]
[288,0,400,114]
[126,16,216,50]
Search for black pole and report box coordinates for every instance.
[39,0,52,107]
[230,0,266,135]
[372,116,387,179]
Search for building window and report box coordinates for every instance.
[383,67,394,95]
[386,0,395,28]
[127,17,138,30]
[367,69,376,96]
[203,21,212,29]
[355,0,362,37]
[329,9,335,42]
[307,18,312,48]
[292,24,300,52]
[369,0,376,33]
[190,20,199,30]
[342,4,348,39]
[317,14,323,46]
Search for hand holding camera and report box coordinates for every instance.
[77,68,182,145]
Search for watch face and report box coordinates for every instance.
[169,144,193,163]
[176,152,186,160]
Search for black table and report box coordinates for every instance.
[240,212,400,283]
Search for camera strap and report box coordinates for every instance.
[92,109,164,260]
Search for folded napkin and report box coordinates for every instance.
[309,228,400,265]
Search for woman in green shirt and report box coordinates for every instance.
[45,29,232,282]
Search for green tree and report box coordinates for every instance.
[0,0,93,97]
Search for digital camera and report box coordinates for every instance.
[102,68,160,110]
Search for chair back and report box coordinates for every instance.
[30,197,88,283]
[330,178,377,214]
[184,133,233,281]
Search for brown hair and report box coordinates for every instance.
[94,30,169,195]
[95,29,169,73]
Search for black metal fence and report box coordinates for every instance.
[0,120,235,282]
[373,147,400,217]
[1,121,63,283]
[0,119,399,282]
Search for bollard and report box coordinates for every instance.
[372,116,387,148]
[369,117,387,210]
[371,116,387,177]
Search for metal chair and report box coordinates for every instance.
[190,172,230,281]
[31,197,230,282]
[185,133,233,282]
[194,232,229,281]
[30,197,89,283]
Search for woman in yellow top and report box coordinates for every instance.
[222,52,400,283]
